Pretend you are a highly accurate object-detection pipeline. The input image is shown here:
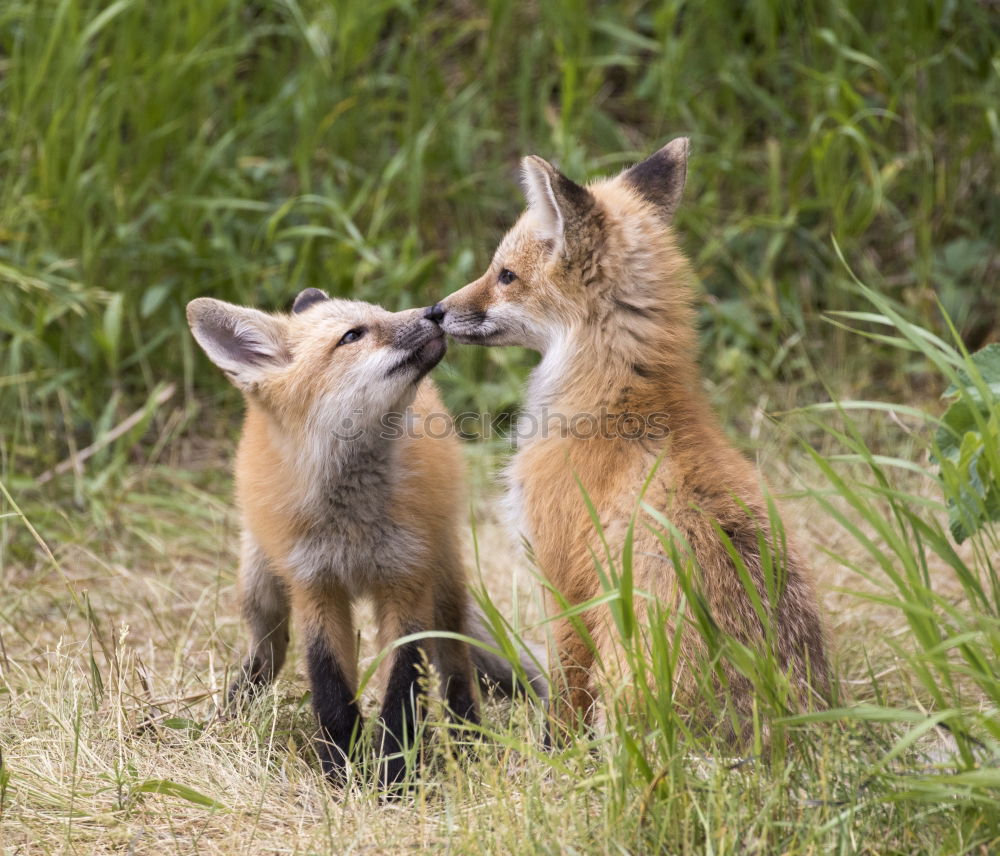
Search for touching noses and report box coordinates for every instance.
[423,303,445,323]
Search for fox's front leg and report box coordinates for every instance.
[373,584,435,789]
[432,576,480,729]
[295,585,362,783]
[227,534,290,706]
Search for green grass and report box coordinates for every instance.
[1,0,997,470]
[2,1,999,853]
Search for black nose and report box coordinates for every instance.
[424,303,445,323]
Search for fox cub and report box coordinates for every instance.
[187,288,542,787]
[429,139,829,737]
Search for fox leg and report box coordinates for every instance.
[295,585,362,783]
[432,581,480,728]
[227,534,290,706]
[546,614,598,743]
[373,583,435,789]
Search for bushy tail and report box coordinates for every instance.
[465,603,549,705]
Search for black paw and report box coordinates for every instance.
[378,751,412,796]
[317,739,355,787]
[225,657,271,710]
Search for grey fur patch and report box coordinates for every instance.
[465,604,549,703]
[286,443,426,596]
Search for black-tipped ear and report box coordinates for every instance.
[622,137,690,221]
[293,288,330,314]
[520,156,595,249]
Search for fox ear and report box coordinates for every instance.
[186,297,290,391]
[621,137,690,221]
[292,287,329,314]
[520,156,595,250]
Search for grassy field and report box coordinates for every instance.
[2,1,999,853]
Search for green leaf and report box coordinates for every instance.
[934,343,1000,543]
[131,779,225,809]
[140,283,172,318]
[99,292,125,371]
[943,342,1000,398]
[160,717,204,736]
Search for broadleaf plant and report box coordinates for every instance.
[934,343,1000,543]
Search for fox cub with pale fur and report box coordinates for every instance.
[429,139,829,737]
[187,288,543,788]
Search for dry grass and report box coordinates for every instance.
[2,404,991,855]
[1,439,553,854]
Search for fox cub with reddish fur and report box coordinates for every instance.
[430,139,829,737]
[188,288,543,788]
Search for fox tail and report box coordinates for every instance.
[465,602,549,705]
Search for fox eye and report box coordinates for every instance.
[337,327,366,346]
[498,268,518,285]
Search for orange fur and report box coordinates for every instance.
[187,292,495,785]
[437,140,829,738]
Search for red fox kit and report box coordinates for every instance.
[187,288,542,787]
[428,139,828,737]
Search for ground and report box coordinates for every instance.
[1,400,988,855]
